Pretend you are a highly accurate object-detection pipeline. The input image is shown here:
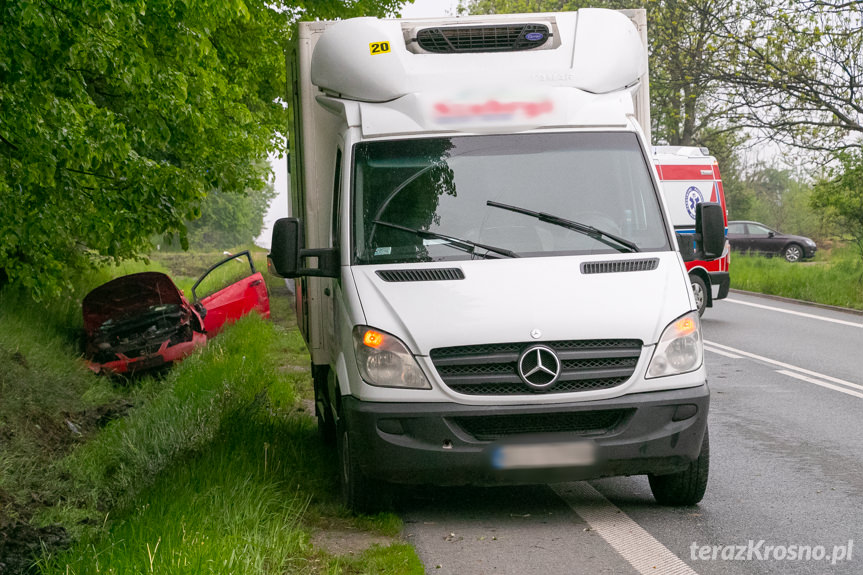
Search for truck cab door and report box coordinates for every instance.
[192,251,271,336]
[322,148,343,366]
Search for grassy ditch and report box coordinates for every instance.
[729,247,863,310]
[0,253,423,575]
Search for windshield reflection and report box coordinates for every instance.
[352,132,669,265]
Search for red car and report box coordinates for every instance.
[83,251,270,375]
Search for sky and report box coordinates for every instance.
[256,0,460,248]
[400,0,461,18]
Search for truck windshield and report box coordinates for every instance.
[352,132,670,264]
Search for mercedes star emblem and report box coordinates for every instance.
[530,329,542,339]
[517,345,561,389]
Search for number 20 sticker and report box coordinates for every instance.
[369,42,391,55]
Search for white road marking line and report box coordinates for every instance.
[777,370,863,400]
[705,340,863,393]
[725,298,863,328]
[552,482,699,575]
[703,345,742,359]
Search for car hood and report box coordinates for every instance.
[350,253,691,355]
[83,272,187,335]
[780,233,813,244]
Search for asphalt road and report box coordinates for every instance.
[400,292,863,575]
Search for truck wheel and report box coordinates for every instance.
[689,274,708,317]
[337,415,380,513]
[783,243,803,263]
[312,365,336,446]
[648,427,709,506]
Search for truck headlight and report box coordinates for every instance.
[352,326,431,389]
[646,312,703,378]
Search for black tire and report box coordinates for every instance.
[689,274,708,317]
[337,408,382,513]
[649,427,709,506]
[312,365,336,446]
[783,243,803,263]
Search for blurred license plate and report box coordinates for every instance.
[492,441,596,470]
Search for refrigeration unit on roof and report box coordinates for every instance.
[309,9,646,103]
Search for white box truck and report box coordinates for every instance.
[269,9,725,511]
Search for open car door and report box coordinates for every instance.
[192,251,270,335]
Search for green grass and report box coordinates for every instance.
[37,315,292,529]
[41,406,420,574]
[0,267,136,525]
[1,250,423,575]
[729,247,863,310]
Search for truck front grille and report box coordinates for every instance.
[430,339,641,396]
[452,409,632,441]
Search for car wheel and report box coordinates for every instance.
[783,243,803,263]
[649,427,709,506]
[689,274,708,317]
[337,407,383,513]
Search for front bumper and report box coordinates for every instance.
[342,384,709,486]
[708,271,731,302]
[89,332,207,375]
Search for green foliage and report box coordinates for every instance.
[710,1,863,150]
[812,150,863,264]
[0,0,409,299]
[184,177,277,251]
[0,0,287,298]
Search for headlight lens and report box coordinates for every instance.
[646,312,703,378]
[352,326,431,389]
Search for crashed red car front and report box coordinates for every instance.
[83,251,270,375]
[83,272,206,375]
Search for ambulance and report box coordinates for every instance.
[654,146,731,316]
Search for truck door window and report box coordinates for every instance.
[352,132,670,264]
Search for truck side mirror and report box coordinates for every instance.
[676,234,696,263]
[695,202,724,260]
[269,218,302,278]
[268,217,340,279]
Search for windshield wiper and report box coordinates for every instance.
[486,200,640,253]
[373,220,520,259]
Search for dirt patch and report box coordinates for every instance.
[0,399,134,574]
[310,528,399,557]
[64,398,134,432]
[0,523,68,575]
[26,399,135,457]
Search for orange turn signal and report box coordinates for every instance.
[675,317,697,336]
[363,329,385,348]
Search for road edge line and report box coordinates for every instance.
[552,482,699,575]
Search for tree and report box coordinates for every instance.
[708,1,863,152]
[811,150,863,265]
[185,178,277,251]
[0,0,407,298]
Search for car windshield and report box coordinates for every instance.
[352,132,670,264]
